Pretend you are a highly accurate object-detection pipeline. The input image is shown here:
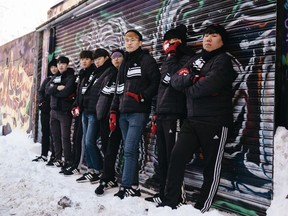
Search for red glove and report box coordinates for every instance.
[151,115,157,135]
[71,106,80,117]
[162,40,181,56]
[109,111,117,132]
[192,75,206,84]
[177,67,190,76]
[127,91,144,103]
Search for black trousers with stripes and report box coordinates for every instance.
[156,118,181,197]
[163,119,228,212]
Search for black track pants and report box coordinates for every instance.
[156,118,181,197]
[163,119,228,212]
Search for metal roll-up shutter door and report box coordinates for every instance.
[53,0,276,215]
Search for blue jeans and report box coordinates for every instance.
[119,113,149,187]
[82,111,102,171]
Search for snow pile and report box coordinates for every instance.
[1,127,287,216]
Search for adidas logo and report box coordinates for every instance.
[169,129,173,133]
[213,135,219,139]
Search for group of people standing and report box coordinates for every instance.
[32,23,236,213]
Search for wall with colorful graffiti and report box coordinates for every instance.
[0,32,37,133]
[41,0,277,215]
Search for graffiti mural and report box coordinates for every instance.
[44,0,276,214]
[0,32,36,133]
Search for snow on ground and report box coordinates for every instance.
[0,127,287,216]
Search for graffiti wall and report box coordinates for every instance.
[279,0,288,128]
[36,0,276,215]
[0,32,37,133]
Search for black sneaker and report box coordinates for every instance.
[157,188,186,209]
[53,160,64,167]
[63,166,80,176]
[114,186,141,199]
[32,155,47,162]
[46,156,55,166]
[76,173,90,183]
[59,163,70,174]
[95,178,118,196]
[145,193,163,204]
[88,173,101,184]
[176,188,186,208]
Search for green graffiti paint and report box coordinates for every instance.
[282,54,288,65]
[213,200,258,216]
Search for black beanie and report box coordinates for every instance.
[93,48,110,59]
[57,56,69,64]
[202,24,229,46]
[48,58,57,68]
[164,24,187,45]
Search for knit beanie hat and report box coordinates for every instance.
[93,48,110,59]
[48,58,57,68]
[111,49,125,59]
[57,56,69,64]
[202,24,229,45]
[164,24,187,45]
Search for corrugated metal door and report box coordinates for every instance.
[52,0,276,215]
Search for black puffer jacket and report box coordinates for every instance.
[96,65,118,120]
[171,52,236,127]
[111,48,160,113]
[156,45,194,119]
[73,63,97,109]
[80,60,114,114]
[38,76,53,113]
[45,68,77,112]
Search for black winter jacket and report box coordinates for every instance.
[156,47,194,119]
[73,63,97,110]
[96,65,118,120]
[111,48,160,113]
[171,52,236,127]
[45,68,76,112]
[79,60,114,114]
[38,76,52,113]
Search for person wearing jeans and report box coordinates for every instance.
[119,113,149,186]
[75,49,116,184]
[110,30,160,199]
[81,111,102,170]
[64,50,96,176]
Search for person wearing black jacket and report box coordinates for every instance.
[111,30,160,199]
[158,24,237,212]
[32,58,58,163]
[95,49,124,196]
[63,50,95,175]
[75,48,114,184]
[45,56,76,169]
[145,24,195,204]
